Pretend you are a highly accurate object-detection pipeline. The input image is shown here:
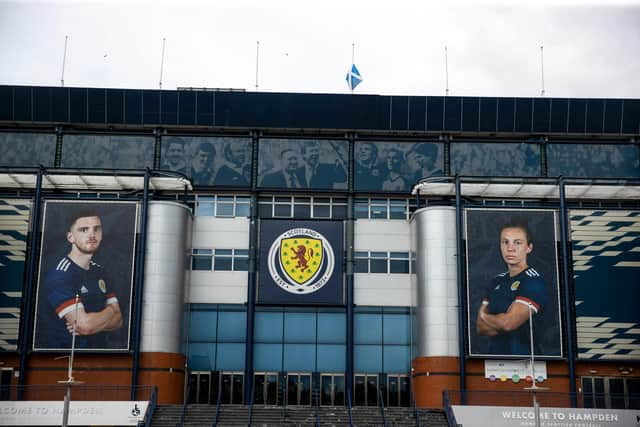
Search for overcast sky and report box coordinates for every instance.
[1,1,639,98]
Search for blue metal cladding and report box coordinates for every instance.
[1,85,639,135]
[0,199,30,352]
[257,220,344,305]
[571,210,640,360]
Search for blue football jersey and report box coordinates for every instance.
[36,256,118,349]
[482,267,548,356]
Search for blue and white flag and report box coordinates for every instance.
[345,64,362,91]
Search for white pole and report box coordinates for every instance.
[540,45,545,97]
[60,35,68,87]
[61,294,80,427]
[351,43,355,95]
[445,46,449,96]
[528,304,541,427]
[255,41,260,91]
[159,38,166,90]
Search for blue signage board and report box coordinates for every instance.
[258,220,344,305]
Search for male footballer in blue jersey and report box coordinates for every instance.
[37,209,123,349]
[476,218,548,356]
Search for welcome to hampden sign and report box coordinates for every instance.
[451,405,640,427]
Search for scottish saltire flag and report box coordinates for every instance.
[346,64,362,91]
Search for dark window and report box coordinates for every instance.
[192,249,213,270]
[214,249,233,271]
[0,133,56,167]
[548,143,640,178]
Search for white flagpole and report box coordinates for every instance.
[255,41,260,91]
[351,43,355,94]
[540,45,545,96]
[60,35,68,87]
[445,46,449,96]
[159,37,166,90]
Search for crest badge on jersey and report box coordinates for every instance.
[99,279,107,293]
[510,280,520,291]
[259,220,344,305]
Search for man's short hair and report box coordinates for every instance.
[196,142,216,156]
[410,143,438,159]
[166,137,186,149]
[500,217,533,245]
[359,142,378,160]
[67,208,101,231]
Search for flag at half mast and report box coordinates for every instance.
[345,64,363,91]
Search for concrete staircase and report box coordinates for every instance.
[149,403,449,426]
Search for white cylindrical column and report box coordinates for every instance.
[140,201,192,353]
[411,206,459,357]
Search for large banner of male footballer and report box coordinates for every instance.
[465,209,562,358]
[33,201,138,352]
[258,220,344,305]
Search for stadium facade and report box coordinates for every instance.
[0,85,638,410]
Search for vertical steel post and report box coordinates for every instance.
[454,175,467,404]
[558,178,577,406]
[131,168,150,400]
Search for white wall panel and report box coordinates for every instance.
[191,217,250,248]
[354,274,411,306]
[189,271,248,303]
[354,219,410,251]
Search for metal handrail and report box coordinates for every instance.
[139,386,158,427]
[377,385,387,427]
[247,379,255,426]
[314,385,320,427]
[442,390,459,427]
[176,380,191,427]
[211,381,223,427]
[346,388,353,427]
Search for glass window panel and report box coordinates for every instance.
[258,203,273,218]
[293,204,311,218]
[313,205,330,218]
[195,197,215,216]
[236,201,251,218]
[253,343,283,372]
[370,258,387,274]
[255,312,283,342]
[61,135,154,169]
[214,256,233,271]
[295,197,311,203]
[317,344,346,372]
[216,202,234,217]
[609,378,625,409]
[354,202,369,219]
[274,204,292,217]
[284,312,316,343]
[215,249,233,255]
[0,133,56,167]
[548,144,640,178]
[216,343,245,371]
[451,142,540,177]
[188,343,215,371]
[192,253,212,271]
[332,205,347,219]
[389,201,406,219]
[218,311,247,341]
[628,379,640,409]
[383,314,410,345]
[389,259,409,274]
[383,345,410,374]
[594,378,605,408]
[283,344,316,372]
[234,250,249,271]
[370,204,388,219]
[354,345,382,372]
[355,313,382,344]
[582,378,594,408]
[317,312,346,344]
[354,258,369,273]
[189,311,217,341]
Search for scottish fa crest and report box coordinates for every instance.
[267,228,335,294]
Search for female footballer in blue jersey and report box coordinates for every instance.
[476,218,549,356]
[37,209,123,349]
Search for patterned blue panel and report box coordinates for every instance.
[0,199,31,352]
[571,210,640,360]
